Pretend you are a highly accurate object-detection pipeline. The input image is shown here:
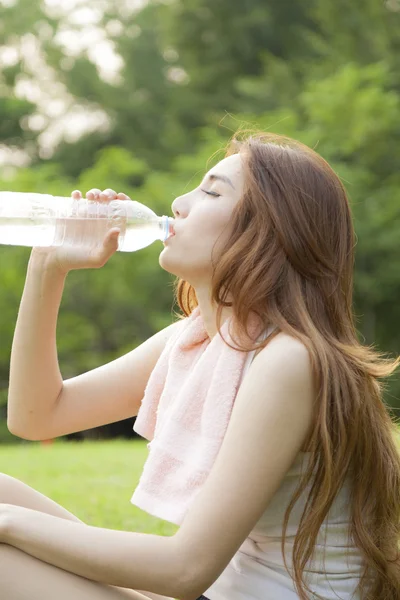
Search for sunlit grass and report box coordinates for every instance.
[1,428,400,535]
[0,438,179,536]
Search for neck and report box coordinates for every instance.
[194,286,234,340]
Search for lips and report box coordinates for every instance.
[168,219,176,236]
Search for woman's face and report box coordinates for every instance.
[159,153,245,286]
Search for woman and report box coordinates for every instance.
[2,132,400,599]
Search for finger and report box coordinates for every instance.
[71,190,82,198]
[102,188,117,197]
[99,192,116,202]
[117,192,130,200]
[99,190,118,202]
[86,188,102,200]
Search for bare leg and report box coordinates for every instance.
[0,473,85,523]
[0,474,175,600]
[0,544,158,599]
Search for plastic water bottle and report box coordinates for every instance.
[0,192,174,252]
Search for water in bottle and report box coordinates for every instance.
[0,192,175,252]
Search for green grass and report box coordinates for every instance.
[0,438,179,537]
[1,430,399,538]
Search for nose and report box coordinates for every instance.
[171,193,188,219]
[171,198,180,218]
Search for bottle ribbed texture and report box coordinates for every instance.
[0,192,172,252]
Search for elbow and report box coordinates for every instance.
[160,537,201,600]
[178,575,209,600]
[7,423,31,440]
[7,419,41,441]
[170,534,213,600]
[176,559,210,600]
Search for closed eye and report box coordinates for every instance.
[201,189,221,197]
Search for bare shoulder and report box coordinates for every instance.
[252,330,315,452]
[256,329,312,366]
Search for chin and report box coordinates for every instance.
[158,252,182,278]
[158,256,195,285]
[159,249,211,284]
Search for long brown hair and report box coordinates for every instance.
[173,131,400,598]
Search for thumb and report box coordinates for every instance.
[105,227,121,250]
[99,228,120,260]
[89,228,121,268]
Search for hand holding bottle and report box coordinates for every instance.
[0,188,173,266]
[30,188,131,275]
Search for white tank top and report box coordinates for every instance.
[203,326,367,600]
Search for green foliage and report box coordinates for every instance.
[78,147,149,192]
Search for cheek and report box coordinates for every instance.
[193,206,230,236]
[203,215,231,246]
[184,222,225,252]
[160,213,230,268]
[159,232,215,270]
[211,220,233,252]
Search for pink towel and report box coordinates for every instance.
[130,305,274,525]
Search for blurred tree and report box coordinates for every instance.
[42,1,205,177]
[0,0,54,155]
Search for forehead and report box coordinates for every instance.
[207,153,244,183]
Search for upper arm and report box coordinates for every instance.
[27,319,183,441]
[174,335,316,599]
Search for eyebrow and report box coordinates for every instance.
[206,172,236,190]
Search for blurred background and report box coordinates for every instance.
[0,0,399,446]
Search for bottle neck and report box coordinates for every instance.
[157,216,173,241]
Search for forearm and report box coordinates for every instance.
[5,506,186,598]
[7,250,67,438]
